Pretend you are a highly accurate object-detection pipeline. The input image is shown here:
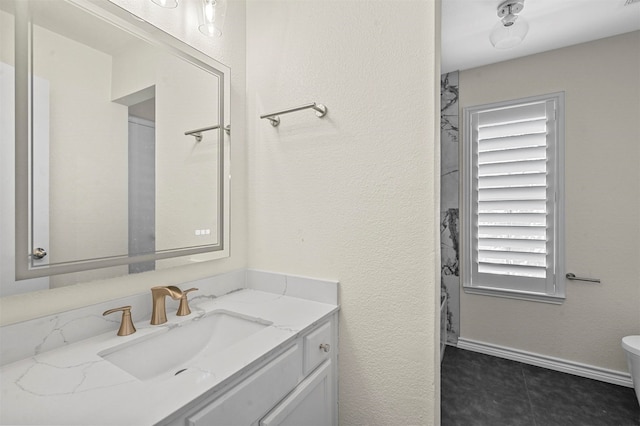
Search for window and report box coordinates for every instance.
[462,93,565,303]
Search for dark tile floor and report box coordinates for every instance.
[441,346,640,426]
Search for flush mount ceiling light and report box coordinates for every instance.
[489,0,529,49]
[151,0,178,8]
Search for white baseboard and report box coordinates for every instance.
[456,337,633,388]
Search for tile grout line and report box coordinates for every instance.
[521,365,538,426]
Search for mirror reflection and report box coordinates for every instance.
[1,0,229,293]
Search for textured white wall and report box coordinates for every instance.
[246,1,441,424]
[0,0,247,325]
[459,32,640,372]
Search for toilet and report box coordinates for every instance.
[622,335,640,405]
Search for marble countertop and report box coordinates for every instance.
[0,288,338,425]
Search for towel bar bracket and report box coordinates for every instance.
[266,116,281,127]
[312,104,328,117]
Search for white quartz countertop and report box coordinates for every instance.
[0,289,338,425]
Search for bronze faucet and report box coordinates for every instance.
[150,286,183,325]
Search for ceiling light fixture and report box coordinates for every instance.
[489,0,529,49]
[198,0,226,37]
[151,0,178,8]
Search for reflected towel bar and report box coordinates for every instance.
[566,273,601,283]
[185,124,231,141]
[260,102,328,127]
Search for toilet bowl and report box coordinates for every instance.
[622,335,640,405]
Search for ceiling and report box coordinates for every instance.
[28,0,139,56]
[441,0,640,73]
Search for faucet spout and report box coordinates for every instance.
[150,286,183,325]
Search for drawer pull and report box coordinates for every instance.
[319,343,331,353]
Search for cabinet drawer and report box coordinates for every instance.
[304,321,332,375]
[186,343,302,426]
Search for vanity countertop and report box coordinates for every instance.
[0,289,339,425]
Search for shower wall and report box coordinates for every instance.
[440,71,460,344]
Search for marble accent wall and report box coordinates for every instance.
[440,71,460,344]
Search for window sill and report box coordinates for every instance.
[463,286,565,304]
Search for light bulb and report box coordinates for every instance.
[151,0,178,8]
[204,0,216,23]
[199,0,223,37]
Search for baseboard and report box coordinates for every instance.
[456,337,633,388]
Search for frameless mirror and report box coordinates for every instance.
[1,0,230,291]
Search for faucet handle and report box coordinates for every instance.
[103,306,136,336]
[177,288,199,316]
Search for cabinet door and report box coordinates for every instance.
[260,360,333,426]
[186,344,302,426]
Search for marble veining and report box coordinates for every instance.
[0,300,145,366]
[14,357,130,396]
[0,269,338,425]
[440,71,460,344]
[441,72,459,143]
[34,314,114,355]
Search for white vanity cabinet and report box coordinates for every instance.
[0,274,339,426]
[159,314,338,426]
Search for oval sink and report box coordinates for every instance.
[98,311,271,381]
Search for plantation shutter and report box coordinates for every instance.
[467,97,561,296]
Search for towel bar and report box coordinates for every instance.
[566,273,600,283]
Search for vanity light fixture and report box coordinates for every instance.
[151,0,178,8]
[199,0,226,37]
[489,0,529,49]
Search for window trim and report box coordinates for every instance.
[461,92,565,304]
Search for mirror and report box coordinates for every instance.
[2,0,230,291]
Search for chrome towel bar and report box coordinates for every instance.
[566,273,601,283]
[185,124,230,141]
[260,102,328,127]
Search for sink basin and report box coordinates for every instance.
[98,311,270,381]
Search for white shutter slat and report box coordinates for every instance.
[478,186,547,202]
[478,200,546,214]
[478,133,546,152]
[478,118,546,140]
[478,213,546,227]
[477,101,547,126]
[479,172,546,189]
[478,250,546,268]
[478,238,547,254]
[478,263,547,279]
[478,225,546,240]
[478,146,547,165]
[479,159,547,177]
